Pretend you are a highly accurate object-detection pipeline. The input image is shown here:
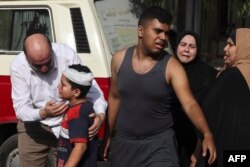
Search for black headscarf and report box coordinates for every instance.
[175,31,217,102]
[176,31,201,56]
[228,30,236,45]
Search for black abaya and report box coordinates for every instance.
[202,67,250,167]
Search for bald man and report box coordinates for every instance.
[10,33,107,167]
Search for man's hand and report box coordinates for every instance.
[88,113,105,140]
[39,100,68,119]
[202,133,217,165]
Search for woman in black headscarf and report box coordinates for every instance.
[172,31,218,167]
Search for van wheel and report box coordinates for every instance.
[0,134,19,167]
[0,134,53,167]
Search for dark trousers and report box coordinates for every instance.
[110,129,179,167]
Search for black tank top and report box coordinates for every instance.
[116,46,174,137]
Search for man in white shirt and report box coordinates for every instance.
[10,33,107,167]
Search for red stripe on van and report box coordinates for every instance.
[95,77,110,139]
[0,76,17,124]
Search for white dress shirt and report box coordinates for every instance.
[10,43,107,137]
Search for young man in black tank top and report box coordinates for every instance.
[102,6,216,167]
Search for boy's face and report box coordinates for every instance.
[58,74,75,100]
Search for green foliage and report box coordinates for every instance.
[236,0,250,17]
[129,0,175,18]
[202,0,216,11]
[203,0,250,18]
[143,0,166,7]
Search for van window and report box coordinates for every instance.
[0,8,53,52]
[95,0,139,54]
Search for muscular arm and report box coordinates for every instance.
[108,50,126,134]
[166,57,216,164]
[102,49,125,160]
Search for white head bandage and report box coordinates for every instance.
[63,67,93,86]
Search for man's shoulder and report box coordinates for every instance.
[52,42,70,48]
[112,48,128,64]
[113,45,136,56]
[52,43,76,56]
[113,48,128,56]
[52,43,80,65]
[11,52,28,71]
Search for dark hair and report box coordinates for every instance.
[228,30,236,45]
[176,31,201,55]
[138,6,173,26]
[23,33,52,54]
[67,64,92,99]
[168,29,178,53]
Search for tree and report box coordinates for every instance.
[203,0,250,27]
[129,0,175,18]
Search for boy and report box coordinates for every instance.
[57,64,98,167]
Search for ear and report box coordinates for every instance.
[138,25,144,38]
[74,89,81,98]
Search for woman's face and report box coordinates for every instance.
[223,37,236,68]
[176,34,197,64]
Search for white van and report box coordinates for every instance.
[0,0,141,166]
